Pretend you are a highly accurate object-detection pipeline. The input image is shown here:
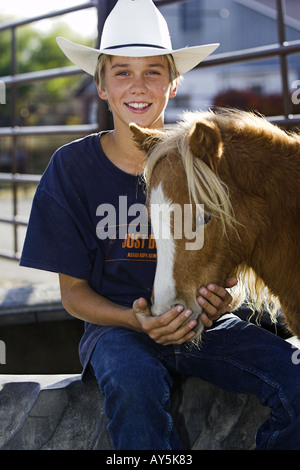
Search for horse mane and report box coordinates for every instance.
[230,264,281,325]
[144,110,237,236]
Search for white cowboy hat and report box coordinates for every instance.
[56,0,219,76]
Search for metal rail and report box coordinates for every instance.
[0,0,299,260]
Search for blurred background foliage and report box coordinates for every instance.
[0,17,95,174]
[0,18,93,127]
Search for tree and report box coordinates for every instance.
[0,18,94,126]
[0,17,96,173]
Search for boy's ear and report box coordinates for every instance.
[97,86,108,101]
[130,124,164,153]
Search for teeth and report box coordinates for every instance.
[127,102,149,109]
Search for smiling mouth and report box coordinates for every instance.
[125,102,152,111]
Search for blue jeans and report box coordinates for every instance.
[90,317,300,450]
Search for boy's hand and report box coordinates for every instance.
[132,277,237,345]
[197,277,238,327]
[132,297,196,346]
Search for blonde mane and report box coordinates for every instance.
[144,111,236,236]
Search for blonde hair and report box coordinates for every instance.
[93,53,182,91]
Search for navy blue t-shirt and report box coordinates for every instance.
[20,133,156,373]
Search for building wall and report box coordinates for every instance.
[159,0,300,121]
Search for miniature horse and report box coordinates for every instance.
[131,109,300,340]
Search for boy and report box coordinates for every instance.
[20,0,300,450]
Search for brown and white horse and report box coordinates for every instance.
[131,109,300,340]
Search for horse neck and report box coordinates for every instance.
[222,130,300,204]
[222,130,300,312]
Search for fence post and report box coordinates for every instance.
[95,0,117,131]
[276,0,293,118]
[10,26,19,256]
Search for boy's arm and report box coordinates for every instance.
[59,273,196,344]
[59,273,141,331]
[59,273,236,346]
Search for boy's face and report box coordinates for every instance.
[98,55,177,130]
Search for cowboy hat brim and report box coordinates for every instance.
[56,37,219,77]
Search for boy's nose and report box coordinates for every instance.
[130,77,148,93]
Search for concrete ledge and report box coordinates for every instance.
[0,374,270,450]
[0,282,67,325]
[0,282,83,374]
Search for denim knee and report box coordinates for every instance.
[92,344,173,408]
[89,329,181,450]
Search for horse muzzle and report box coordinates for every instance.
[151,300,204,340]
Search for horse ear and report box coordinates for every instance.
[189,120,223,172]
[130,123,164,153]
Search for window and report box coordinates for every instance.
[180,0,202,31]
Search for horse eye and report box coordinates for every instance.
[196,213,211,226]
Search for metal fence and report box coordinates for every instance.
[0,0,300,260]
[0,0,111,260]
